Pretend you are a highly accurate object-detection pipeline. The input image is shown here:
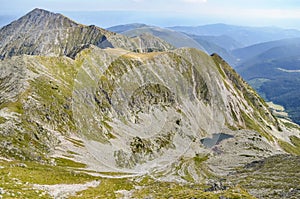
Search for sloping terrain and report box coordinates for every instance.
[108,23,239,64]
[233,37,300,63]
[189,34,237,65]
[0,9,300,199]
[190,34,242,52]
[107,23,149,33]
[111,24,205,50]
[235,38,300,124]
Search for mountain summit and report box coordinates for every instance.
[8,8,78,30]
[0,8,173,59]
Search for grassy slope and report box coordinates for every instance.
[0,158,255,199]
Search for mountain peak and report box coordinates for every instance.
[25,8,63,21]
[28,8,53,15]
[0,9,172,59]
[15,8,78,29]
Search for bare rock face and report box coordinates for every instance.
[0,9,173,60]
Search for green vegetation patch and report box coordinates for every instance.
[65,137,85,148]
[290,136,300,148]
[69,178,134,199]
[0,159,256,199]
[0,100,24,114]
[55,157,86,168]
[278,136,300,155]
[283,121,300,130]
[241,111,274,142]
[132,177,255,199]
[0,160,98,199]
[0,116,7,124]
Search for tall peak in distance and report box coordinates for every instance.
[27,8,57,16]
[10,8,78,31]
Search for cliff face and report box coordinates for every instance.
[0,8,300,199]
[0,9,173,59]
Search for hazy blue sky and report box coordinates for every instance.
[1,0,300,28]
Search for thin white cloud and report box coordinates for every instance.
[182,0,207,3]
[208,7,300,19]
[248,8,300,19]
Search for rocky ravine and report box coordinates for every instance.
[0,8,300,199]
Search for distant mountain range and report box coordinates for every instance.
[108,24,205,50]
[169,23,300,46]
[233,37,300,62]
[234,38,300,124]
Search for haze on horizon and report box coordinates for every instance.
[1,0,300,29]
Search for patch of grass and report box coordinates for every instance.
[0,159,256,199]
[132,179,255,199]
[0,116,7,124]
[0,101,24,114]
[194,154,209,165]
[55,157,86,168]
[69,178,134,199]
[67,150,80,155]
[4,161,95,185]
[283,121,300,130]
[65,137,85,148]
[278,139,300,155]
[241,111,274,142]
[290,136,300,148]
[0,160,98,199]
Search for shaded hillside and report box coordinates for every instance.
[109,24,205,50]
[189,34,237,65]
[169,23,300,46]
[233,37,300,63]
[235,39,300,124]
[190,34,242,51]
[107,23,148,33]
[108,23,241,65]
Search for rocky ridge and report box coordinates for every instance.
[0,8,173,60]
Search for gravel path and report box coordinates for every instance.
[34,180,100,199]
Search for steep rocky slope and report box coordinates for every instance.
[0,9,300,199]
[0,9,173,60]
